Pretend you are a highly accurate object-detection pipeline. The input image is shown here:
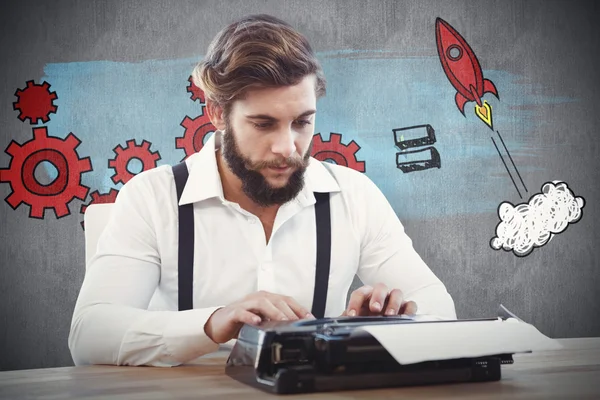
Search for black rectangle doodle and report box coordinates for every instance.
[393,124,436,150]
[396,147,441,173]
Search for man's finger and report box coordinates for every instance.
[235,311,261,340]
[274,299,302,320]
[346,285,373,316]
[284,297,314,319]
[383,288,404,315]
[249,298,289,321]
[400,300,418,315]
[369,283,389,314]
[234,308,262,325]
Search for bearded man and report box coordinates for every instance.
[68,14,456,367]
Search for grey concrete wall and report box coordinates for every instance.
[1,0,599,371]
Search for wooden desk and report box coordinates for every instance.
[1,338,599,399]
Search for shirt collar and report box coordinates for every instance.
[178,131,340,206]
[178,132,224,205]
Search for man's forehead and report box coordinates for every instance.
[233,94,316,120]
[232,75,317,117]
[243,108,316,121]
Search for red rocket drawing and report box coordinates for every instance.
[435,17,499,130]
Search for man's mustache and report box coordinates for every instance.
[247,154,309,170]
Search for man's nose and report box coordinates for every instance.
[270,128,296,158]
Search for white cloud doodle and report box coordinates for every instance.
[490,181,585,257]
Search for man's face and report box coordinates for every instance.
[220,75,317,206]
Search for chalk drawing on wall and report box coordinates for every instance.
[490,181,585,257]
[434,17,586,253]
[80,188,120,214]
[79,138,161,230]
[13,80,58,125]
[0,126,92,219]
[108,139,162,186]
[436,17,530,199]
[176,114,217,161]
[396,147,441,173]
[311,132,366,173]
[177,76,217,161]
[435,18,498,131]
[393,124,441,173]
[4,78,163,225]
[186,75,206,104]
[490,130,528,199]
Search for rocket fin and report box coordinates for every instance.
[483,79,499,100]
[455,92,469,116]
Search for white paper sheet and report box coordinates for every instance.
[357,317,563,365]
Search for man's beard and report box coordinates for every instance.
[221,124,312,207]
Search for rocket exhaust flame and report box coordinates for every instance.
[475,101,493,130]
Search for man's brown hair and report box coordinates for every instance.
[192,14,326,116]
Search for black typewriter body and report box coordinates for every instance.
[225,315,514,394]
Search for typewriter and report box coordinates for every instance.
[225,313,518,394]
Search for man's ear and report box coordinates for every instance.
[206,100,226,131]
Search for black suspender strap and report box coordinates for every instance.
[173,162,194,311]
[311,192,332,319]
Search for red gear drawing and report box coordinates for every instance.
[108,139,161,185]
[175,114,216,161]
[0,126,92,219]
[80,188,120,214]
[186,76,206,103]
[13,80,58,125]
[311,132,366,172]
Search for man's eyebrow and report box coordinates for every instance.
[245,109,316,120]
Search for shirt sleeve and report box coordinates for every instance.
[353,174,458,320]
[68,172,221,367]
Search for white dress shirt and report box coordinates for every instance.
[68,131,456,367]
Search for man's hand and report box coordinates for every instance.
[204,290,314,344]
[343,283,418,317]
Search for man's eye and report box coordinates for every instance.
[252,120,311,129]
[252,122,272,129]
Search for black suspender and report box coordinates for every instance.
[173,162,194,311]
[311,192,332,319]
[172,162,332,318]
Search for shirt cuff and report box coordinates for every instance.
[163,307,223,364]
[404,285,457,320]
